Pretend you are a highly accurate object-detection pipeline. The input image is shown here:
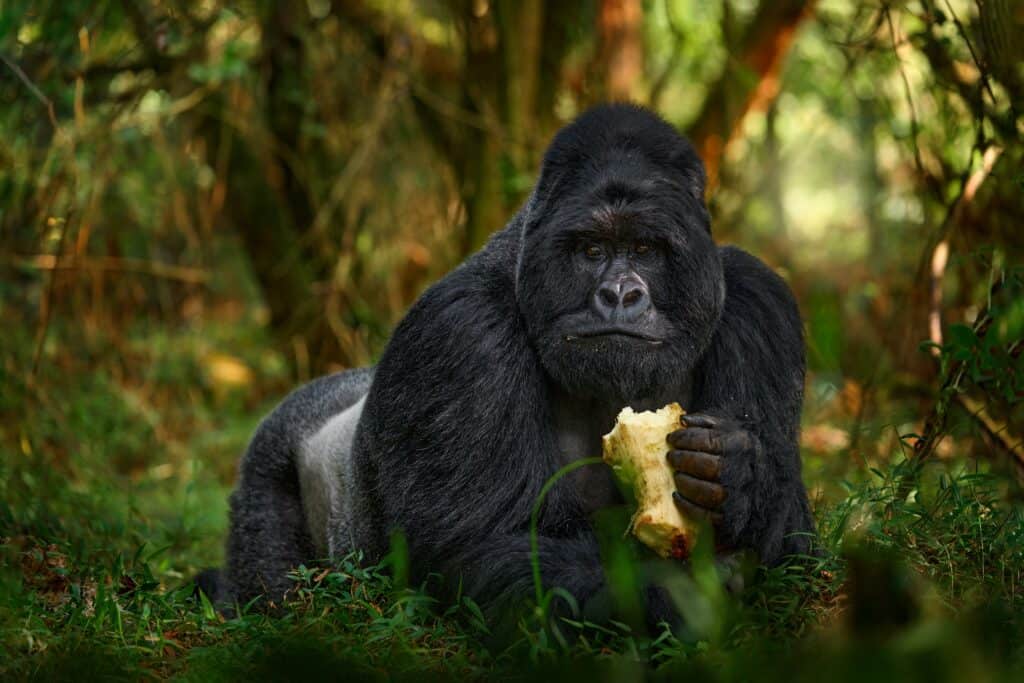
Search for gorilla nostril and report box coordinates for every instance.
[598,287,619,308]
[622,288,644,307]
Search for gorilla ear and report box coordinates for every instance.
[521,163,568,235]
[671,143,711,233]
[673,145,707,206]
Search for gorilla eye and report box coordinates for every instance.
[584,244,604,260]
[635,242,651,255]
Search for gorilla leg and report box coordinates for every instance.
[214,368,373,606]
[224,427,317,604]
[296,395,366,558]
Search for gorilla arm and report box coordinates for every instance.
[672,246,815,564]
[350,229,606,615]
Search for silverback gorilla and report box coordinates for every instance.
[200,104,815,628]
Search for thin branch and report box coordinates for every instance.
[914,144,1002,290]
[0,52,59,130]
[928,240,950,355]
[9,254,210,284]
[916,8,1016,140]
[2,54,72,378]
[941,0,998,103]
[909,272,1005,468]
[823,5,887,52]
[408,80,510,138]
[884,6,925,182]
[957,394,1024,480]
[29,221,71,378]
[311,63,404,237]
[905,166,1006,469]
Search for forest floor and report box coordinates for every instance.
[3,320,1024,682]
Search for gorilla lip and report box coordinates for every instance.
[564,329,665,345]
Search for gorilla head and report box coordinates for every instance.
[515,105,726,402]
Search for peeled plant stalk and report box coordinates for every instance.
[602,403,697,559]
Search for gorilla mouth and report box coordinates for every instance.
[564,329,665,345]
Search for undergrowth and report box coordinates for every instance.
[3,323,1024,681]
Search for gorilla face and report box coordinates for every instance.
[516,108,724,402]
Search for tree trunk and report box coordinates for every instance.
[457,1,507,254]
[456,0,591,253]
[764,100,786,239]
[332,1,591,255]
[200,2,341,378]
[687,0,816,188]
[596,0,644,102]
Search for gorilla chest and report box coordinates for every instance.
[552,410,622,515]
[549,383,693,516]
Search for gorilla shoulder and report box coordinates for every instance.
[718,246,802,332]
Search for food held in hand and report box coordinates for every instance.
[602,403,697,559]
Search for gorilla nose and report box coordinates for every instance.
[594,277,651,321]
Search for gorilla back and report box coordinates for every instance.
[209,104,815,624]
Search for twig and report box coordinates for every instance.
[884,6,925,182]
[913,145,1002,300]
[957,394,1024,480]
[30,221,71,378]
[942,0,998,104]
[0,52,59,130]
[330,0,513,143]
[928,240,950,355]
[845,369,877,471]
[310,58,403,237]
[9,254,209,284]
[2,54,71,379]
[824,5,887,52]
[909,272,1005,469]
[408,81,513,140]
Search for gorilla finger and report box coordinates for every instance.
[666,449,722,481]
[674,472,727,509]
[681,413,721,429]
[667,427,721,453]
[673,492,724,526]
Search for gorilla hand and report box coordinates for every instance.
[665,413,758,544]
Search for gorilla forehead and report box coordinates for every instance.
[538,173,695,245]
[525,104,709,239]
[542,104,701,173]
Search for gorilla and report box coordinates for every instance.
[201,104,814,628]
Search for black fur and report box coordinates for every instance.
[213,104,814,626]
[219,368,374,603]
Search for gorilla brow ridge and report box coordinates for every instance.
[584,190,687,243]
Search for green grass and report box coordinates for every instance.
[3,322,1024,681]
